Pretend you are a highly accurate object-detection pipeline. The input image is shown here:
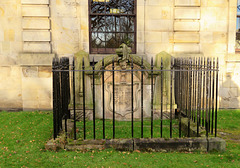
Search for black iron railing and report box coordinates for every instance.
[174,57,219,137]
[52,57,219,140]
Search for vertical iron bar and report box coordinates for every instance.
[141,57,144,138]
[92,57,96,139]
[102,58,105,139]
[131,57,134,138]
[199,58,202,126]
[197,57,200,137]
[82,58,86,140]
[192,57,195,121]
[160,58,163,138]
[151,57,153,138]
[60,58,68,138]
[188,58,192,137]
[58,59,62,134]
[56,59,61,136]
[185,59,188,123]
[52,58,57,139]
[112,57,115,139]
[170,58,173,138]
[184,59,187,134]
[62,57,68,135]
[179,58,182,138]
[202,58,206,127]
[211,58,215,135]
[206,58,209,138]
[66,58,70,120]
[215,58,219,137]
[209,58,212,132]
[194,58,197,123]
[73,59,76,140]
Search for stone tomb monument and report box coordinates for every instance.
[70,44,175,121]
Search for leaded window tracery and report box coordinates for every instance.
[89,0,136,54]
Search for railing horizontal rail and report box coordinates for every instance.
[52,69,218,72]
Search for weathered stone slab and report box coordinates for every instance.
[134,138,207,152]
[69,51,92,112]
[23,31,51,41]
[180,118,205,137]
[208,138,226,152]
[105,139,134,151]
[175,7,200,19]
[154,51,172,110]
[47,137,225,152]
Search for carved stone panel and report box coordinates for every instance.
[99,62,149,121]
[106,82,140,120]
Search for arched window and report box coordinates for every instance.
[89,0,136,54]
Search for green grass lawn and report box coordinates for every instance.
[0,110,239,168]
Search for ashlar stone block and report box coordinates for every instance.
[18,53,55,65]
[23,31,51,41]
[38,66,52,78]
[4,29,15,41]
[22,18,50,30]
[174,21,200,31]
[23,42,51,52]
[207,0,228,7]
[21,0,49,4]
[213,32,227,43]
[174,43,200,53]
[145,32,162,43]
[175,0,200,6]
[175,7,200,19]
[174,32,200,43]
[22,6,49,17]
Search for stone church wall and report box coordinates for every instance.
[0,0,239,110]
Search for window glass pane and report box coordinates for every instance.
[106,33,117,48]
[238,1,240,31]
[90,0,136,53]
[115,17,120,32]
[237,17,240,32]
[91,16,105,32]
[129,17,135,32]
[121,0,135,14]
[91,1,105,13]
[236,1,240,50]
[105,16,114,32]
